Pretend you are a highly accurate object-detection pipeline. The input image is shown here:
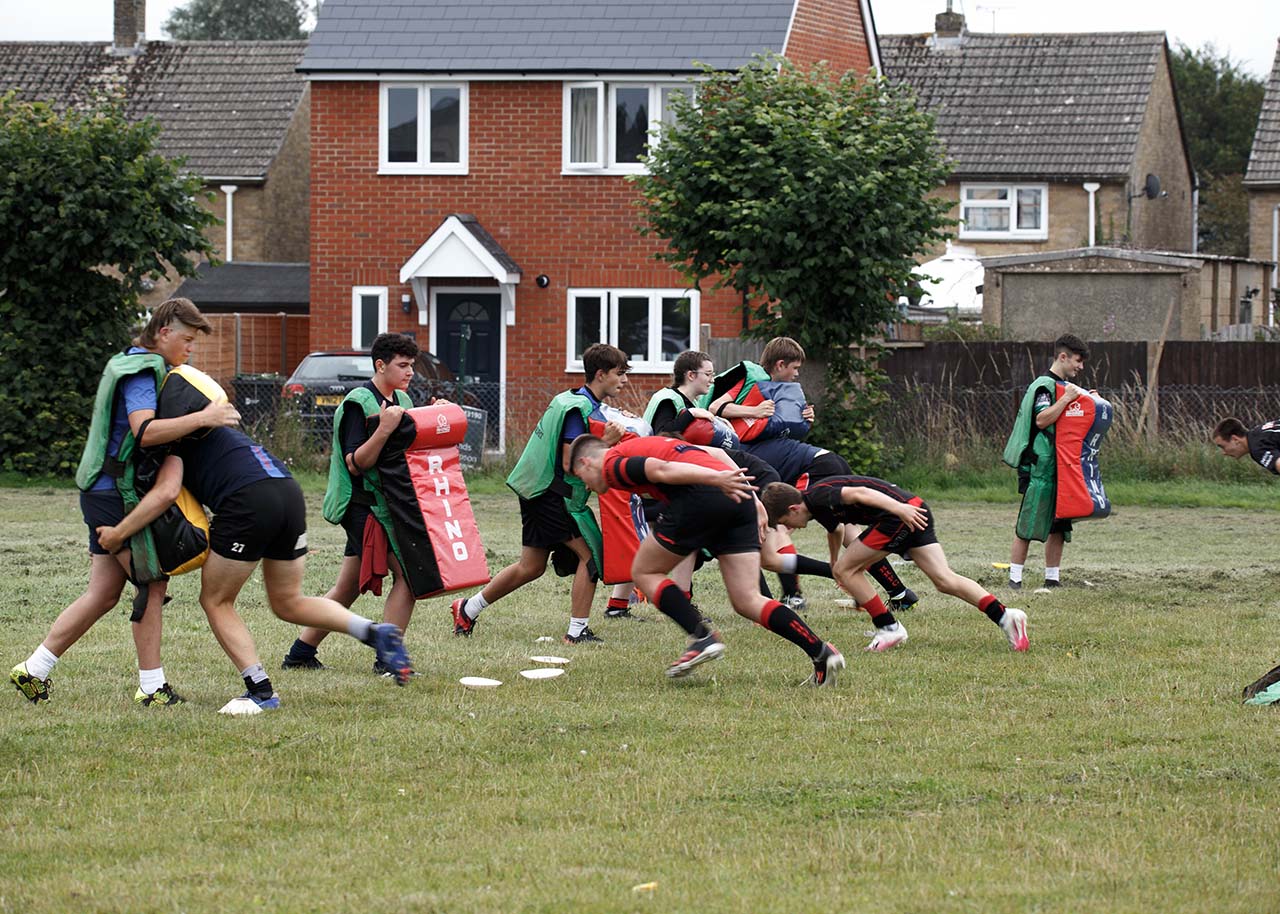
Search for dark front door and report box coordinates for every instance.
[438,292,501,445]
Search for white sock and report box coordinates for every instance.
[347,616,374,642]
[463,593,488,620]
[26,645,59,680]
[139,667,166,694]
[1009,563,1024,584]
[240,663,269,685]
[610,582,632,599]
[777,554,798,574]
[1045,566,1060,582]
[567,617,588,638]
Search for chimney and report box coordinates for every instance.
[113,0,145,54]
[934,1,966,40]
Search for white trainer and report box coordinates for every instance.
[999,607,1030,651]
[865,622,908,652]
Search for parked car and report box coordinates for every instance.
[282,349,462,438]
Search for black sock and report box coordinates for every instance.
[979,595,1005,624]
[286,639,317,660]
[868,560,905,596]
[778,573,801,598]
[656,580,708,637]
[244,675,275,699]
[760,600,824,660]
[793,556,833,578]
[870,611,898,629]
[758,571,773,599]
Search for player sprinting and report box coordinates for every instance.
[570,434,846,685]
[762,477,1029,653]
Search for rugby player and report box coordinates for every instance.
[762,477,1029,652]
[1213,417,1280,704]
[450,344,628,645]
[570,434,846,686]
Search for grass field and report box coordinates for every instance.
[3,481,1280,913]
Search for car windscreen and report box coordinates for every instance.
[293,355,373,380]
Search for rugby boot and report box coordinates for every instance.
[371,623,413,685]
[10,663,51,704]
[998,608,1030,652]
[450,598,476,637]
[1243,662,1280,705]
[865,622,908,652]
[807,643,846,687]
[134,683,186,706]
[281,654,326,670]
[665,632,726,678]
[563,626,603,645]
[889,588,920,612]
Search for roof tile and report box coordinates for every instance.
[1245,39,1280,186]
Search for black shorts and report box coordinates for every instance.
[80,489,127,555]
[340,502,373,557]
[209,478,308,562]
[519,491,580,550]
[651,486,759,558]
[858,497,940,556]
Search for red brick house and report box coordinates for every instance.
[300,0,882,450]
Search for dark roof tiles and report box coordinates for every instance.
[0,40,308,179]
[1245,39,1280,186]
[879,31,1167,180]
[299,0,795,72]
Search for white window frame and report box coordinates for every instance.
[565,288,701,374]
[958,182,1049,240]
[351,286,388,349]
[378,82,469,175]
[562,80,694,175]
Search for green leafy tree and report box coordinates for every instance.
[0,93,217,475]
[163,0,310,40]
[634,55,952,470]
[1170,43,1265,255]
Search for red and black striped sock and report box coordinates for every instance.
[655,579,707,637]
[607,597,629,612]
[859,594,897,629]
[868,560,905,597]
[758,599,824,660]
[979,594,1006,624]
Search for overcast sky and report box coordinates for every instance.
[1,0,1276,77]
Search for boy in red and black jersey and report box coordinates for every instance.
[763,477,1030,653]
[570,435,846,685]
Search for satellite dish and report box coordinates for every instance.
[1143,174,1162,200]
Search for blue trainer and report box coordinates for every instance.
[372,623,414,686]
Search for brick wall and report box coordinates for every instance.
[783,0,874,73]
[263,85,312,263]
[1247,187,1280,295]
[1129,47,1195,252]
[310,79,750,445]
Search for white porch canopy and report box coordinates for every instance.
[399,214,522,326]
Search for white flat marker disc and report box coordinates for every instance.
[534,636,556,643]
[218,697,263,716]
[459,676,503,689]
[519,668,565,681]
[529,655,571,665]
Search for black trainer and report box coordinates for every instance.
[1242,662,1280,702]
[1043,579,1062,589]
[889,588,920,612]
[563,626,603,645]
[604,605,634,619]
[282,654,325,670]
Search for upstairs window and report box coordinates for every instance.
[959,183,1048,240]
[380,83,468,174]
[563,82,694,174]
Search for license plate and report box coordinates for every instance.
[314,395,343,406]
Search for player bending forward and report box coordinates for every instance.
[569,434,846,686]
[762,477,1029,652]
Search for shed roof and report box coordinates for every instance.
[879,31,1168,180]
[173,261,309,313]
[0,40,308,179]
